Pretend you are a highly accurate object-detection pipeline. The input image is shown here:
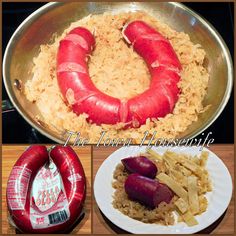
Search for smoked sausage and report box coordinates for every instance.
[124,173,173,208]
[57,27,122,125]
[123,21,181,126]
[122,156,157,178]
[56,21,181,127]
[6,145,86,233]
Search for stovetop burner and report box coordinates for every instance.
[2,2,234,144]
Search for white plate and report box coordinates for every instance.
[94,146,233,234]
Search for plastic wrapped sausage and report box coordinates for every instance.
[6,145,86,233]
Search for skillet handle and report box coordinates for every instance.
[2,100,15,113]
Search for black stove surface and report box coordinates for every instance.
[2,2,234,144]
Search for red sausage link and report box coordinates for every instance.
[122,156,157,178]
[123,21,181,126]
[56,21,181,127]
[125,173,174,208]
[57,27,121,125]
[6,145,86,233]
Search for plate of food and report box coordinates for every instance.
[94,146,232,234]
[3,2,233,143]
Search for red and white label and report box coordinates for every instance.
[30,162,70,229]
[7,166,32,210]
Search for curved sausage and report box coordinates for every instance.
[49,145,86,233]
[56,21,181,127]
[125,173,173,208]
[123,21,181,125]
[6,145,49,233]
[122,156,157,178]
[6,145,86,233]
[57,27,122,125]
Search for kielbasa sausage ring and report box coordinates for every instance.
[6,145,86,233]
[57,20,181,128]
